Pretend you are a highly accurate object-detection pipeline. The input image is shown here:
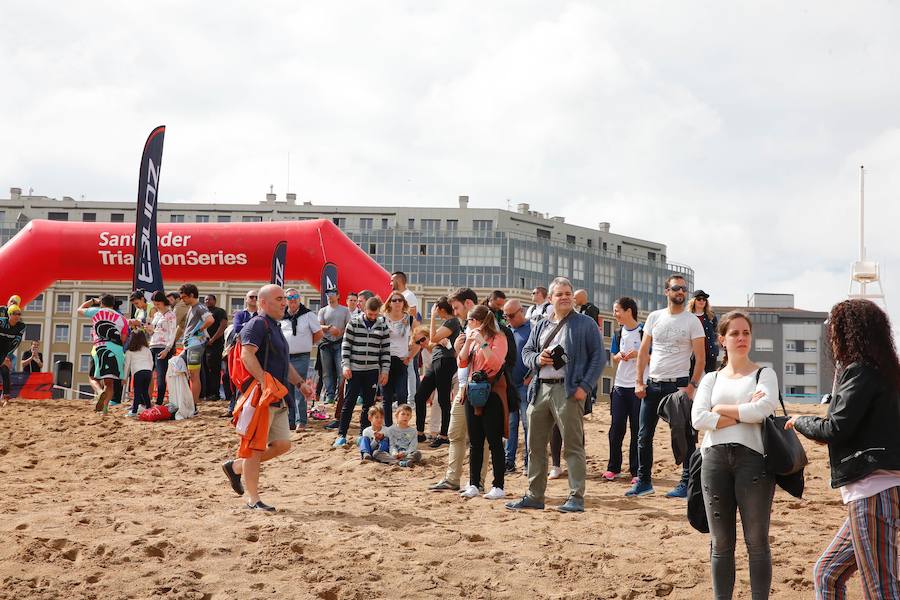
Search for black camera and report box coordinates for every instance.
[548,345,568,370]
[470,370,489,384]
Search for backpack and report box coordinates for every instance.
[138,404,172,422]
[228,317,272,389]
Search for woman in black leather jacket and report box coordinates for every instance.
[786,299,900,599]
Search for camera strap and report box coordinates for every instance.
[540,311,572,352]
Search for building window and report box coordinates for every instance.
[242,216,263,222]
[648,252,657,261]
[408,218,415,229]
[82,212,96,222]
[473,220,493,232]
[785,363,796,374]
[422,219,440,232]
[805,340,817,352]
[537,228,551,240]
[616,245,622,256]
[806,364,818,375]
[111,213,125,222]
[360,218,373,230]
[514,247,544,272]
[24,323,42,341]
[460,244,501,267]
[217,215,231,223]
[369,243,377,255]
[381,218,389,229]
[566,235,576,245]
[332,217,346,228]
[419,244,428,256]
[54,324,69,343]
[601,377,612,395]
[446,219,458,231]
[53,354,68,367]
[595,262,615,286]
[787,386,805,395]
[170,214,185,223]
[755,339,774,352]
[29,294,44,312]
[56,294,71,313]
[195,215,209,223]
[587,239,592,248]
[81,324,92,342]
[573,258,585,280]
[47,212,69,221]
[230,297,244,313]
[79,354,91,373]
[785,340,796,352]
[602,320,612,338]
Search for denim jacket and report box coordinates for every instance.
[522,310,606,402]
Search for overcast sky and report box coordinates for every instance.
[3,2,899,322]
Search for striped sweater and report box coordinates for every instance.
[341,314,390,374]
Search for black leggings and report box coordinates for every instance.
[0,363,10,396]
[466,393,506,490]
[414,356,455,435]
[130,370,153,412]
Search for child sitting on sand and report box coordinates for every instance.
[384,404,422,467]
[359,405,395,464]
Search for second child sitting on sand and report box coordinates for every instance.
[384,404,422,467]
[359,405,395,464]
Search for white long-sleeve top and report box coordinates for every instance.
[123,347,155,380]
[691,367,780,456]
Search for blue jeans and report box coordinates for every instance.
[319,340,342,401]
[338,370,379,437]
[286,353,311,429]
[151,347,170,405]
[637,377,694,484]
[505,384,528,468]
[359,436,390,455]
[608,386,641,475]
[382,356,409,426]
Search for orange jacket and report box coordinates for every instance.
[232,373,289,458]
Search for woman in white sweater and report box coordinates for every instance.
[124,330,155,417]
[691,311,780,600]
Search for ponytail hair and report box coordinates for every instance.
[716,310,753,370]
[467,304,499,339]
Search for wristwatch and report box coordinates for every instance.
[689,380,699,388]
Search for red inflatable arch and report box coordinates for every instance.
[0,219,392,304]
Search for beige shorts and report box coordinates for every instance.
[267,406,291,443]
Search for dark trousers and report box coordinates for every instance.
[113,379,123,404]
[414,356,455,435]
[637,377,693,483]
[466,394,506,490]
[0,363,10,396]
[608,386,641,475]
[130,369,153,412]
[382,356,409,426]
[151,347,170,405]
[338,370,379,437]
[702,444,774,600]
[201,342,224,399]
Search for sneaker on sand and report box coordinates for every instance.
[459,484,480,498]
[125,410,139,417]
[398,460,412,467]
[601,471,619,481]
[428,480,459,492]
[631,476,639,485]
[332,436,347,448]
[484,487,505,500]
[505,496,545,511]
[665,482,688,499]
[309,410,329,421]
[324,420,340,430]
[548,466,565,480]
[625,480,655,497]
[361,453,373,462]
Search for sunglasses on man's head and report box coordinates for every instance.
[668,285,688,292]
[415,337,427,344]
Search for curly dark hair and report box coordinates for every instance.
[828,299,900,390]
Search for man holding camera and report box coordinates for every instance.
[507,277,605,513]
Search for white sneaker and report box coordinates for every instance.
[549,467,564,480]
[483,487,505,500]
[459,484,480,498]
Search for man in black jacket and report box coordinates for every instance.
[574,289,601,325]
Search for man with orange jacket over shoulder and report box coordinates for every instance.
[221,284,306,512]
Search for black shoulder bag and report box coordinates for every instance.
[758,367,808,476]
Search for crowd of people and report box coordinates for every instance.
[2,269,899,599]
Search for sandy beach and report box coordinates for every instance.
[0,397,861,599]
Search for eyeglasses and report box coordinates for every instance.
[415,337,427,344]
[390,298,405,303]
[668,285,688,292]
[247,295,257,300]
[286,295,300,300]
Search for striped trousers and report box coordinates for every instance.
[813,486,900,600]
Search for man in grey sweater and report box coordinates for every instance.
[333,296,390,448]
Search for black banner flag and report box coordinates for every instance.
[320,262,338,306]
[271,240,287,288]
[132,125,166,297]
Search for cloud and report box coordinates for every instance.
[2,1,900,324]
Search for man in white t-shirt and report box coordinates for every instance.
[282,288,324,431]
[525,286,551,324]
[626,274,705,499]
[391,270,420,397]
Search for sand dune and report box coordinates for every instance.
[0,398,862,599]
